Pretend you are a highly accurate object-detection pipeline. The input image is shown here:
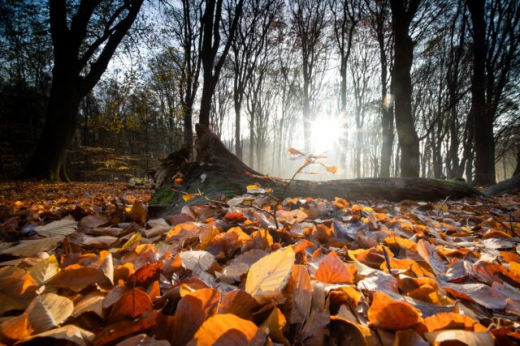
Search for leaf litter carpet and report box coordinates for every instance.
[0,181,519,345]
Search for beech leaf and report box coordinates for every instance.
[245,246,295,303]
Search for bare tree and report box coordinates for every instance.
[365,0,394,177]
[231,0,281,159]
[290,0,328,153]
[198,0,244,127]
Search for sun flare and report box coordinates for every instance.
[310,116,344,154]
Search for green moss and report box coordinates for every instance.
[149,183,176,205]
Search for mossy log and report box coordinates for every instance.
[149,124,483,218]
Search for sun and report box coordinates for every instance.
[310,115,344,154]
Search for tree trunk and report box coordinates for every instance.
[22,68,80,181]
[379,33,393,178]
[466,0,495,186]
[513,150,520,177]
[392,30,420,177]
[149,124,483,217]
[234,98,243,159]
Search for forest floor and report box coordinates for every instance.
[0,181,519,345]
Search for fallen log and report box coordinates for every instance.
[149,124,483,218]
[484,174,520,196]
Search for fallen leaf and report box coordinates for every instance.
[0,237,63,257]
[187,313,265,346]
[26,293,74,333]
[0,313,33,342]
[218,290,260,321]
[283,264,313,324]
[245,246,295,303]
[95,310,159,346]
[424,330,494,346]
[28,254,60,286]
[259,307,288,345]
[368,292,422,330]
[441,282,507,309]
[20,324,95,346]
[172,287,221,346]
[35,216,78,237]
[107,288,153,324]
[315,251,354,283]
[127,261,162,288]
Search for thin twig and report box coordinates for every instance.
[436,195,450,218]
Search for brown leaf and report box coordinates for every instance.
[441,282,507,309]
[94,310,159,346]
[218,290,260,321]
[329,315,367,346]
[283,264,313,324]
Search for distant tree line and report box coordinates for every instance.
[0,0,518,185]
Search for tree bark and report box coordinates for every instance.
[484,174,520,196]
[149,124,483,217]
[466,0,495,186]
[389,0,421,177]
[23,68,80,180]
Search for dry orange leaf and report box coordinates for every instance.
[95,310,159,346]
[107,288,153,325]
[127,261,162,288]
[187,313,264,346]
[172,287,221,346]
[416,312,487,335]
[259,307,288,345]
[368,292,423,330]
[0,313,33,342]
[315,251,354,284]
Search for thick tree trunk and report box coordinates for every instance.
[149,124,483,217]
[390,1,420,177]
[22,68,80,181]
[466,0,495,186]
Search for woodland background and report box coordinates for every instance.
[0,0,518,184]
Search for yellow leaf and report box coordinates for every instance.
[122,233,142,250]
[183,194,197,202]
[325,165,338,174]
[28,255,60,286]
[245,246,295,303]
